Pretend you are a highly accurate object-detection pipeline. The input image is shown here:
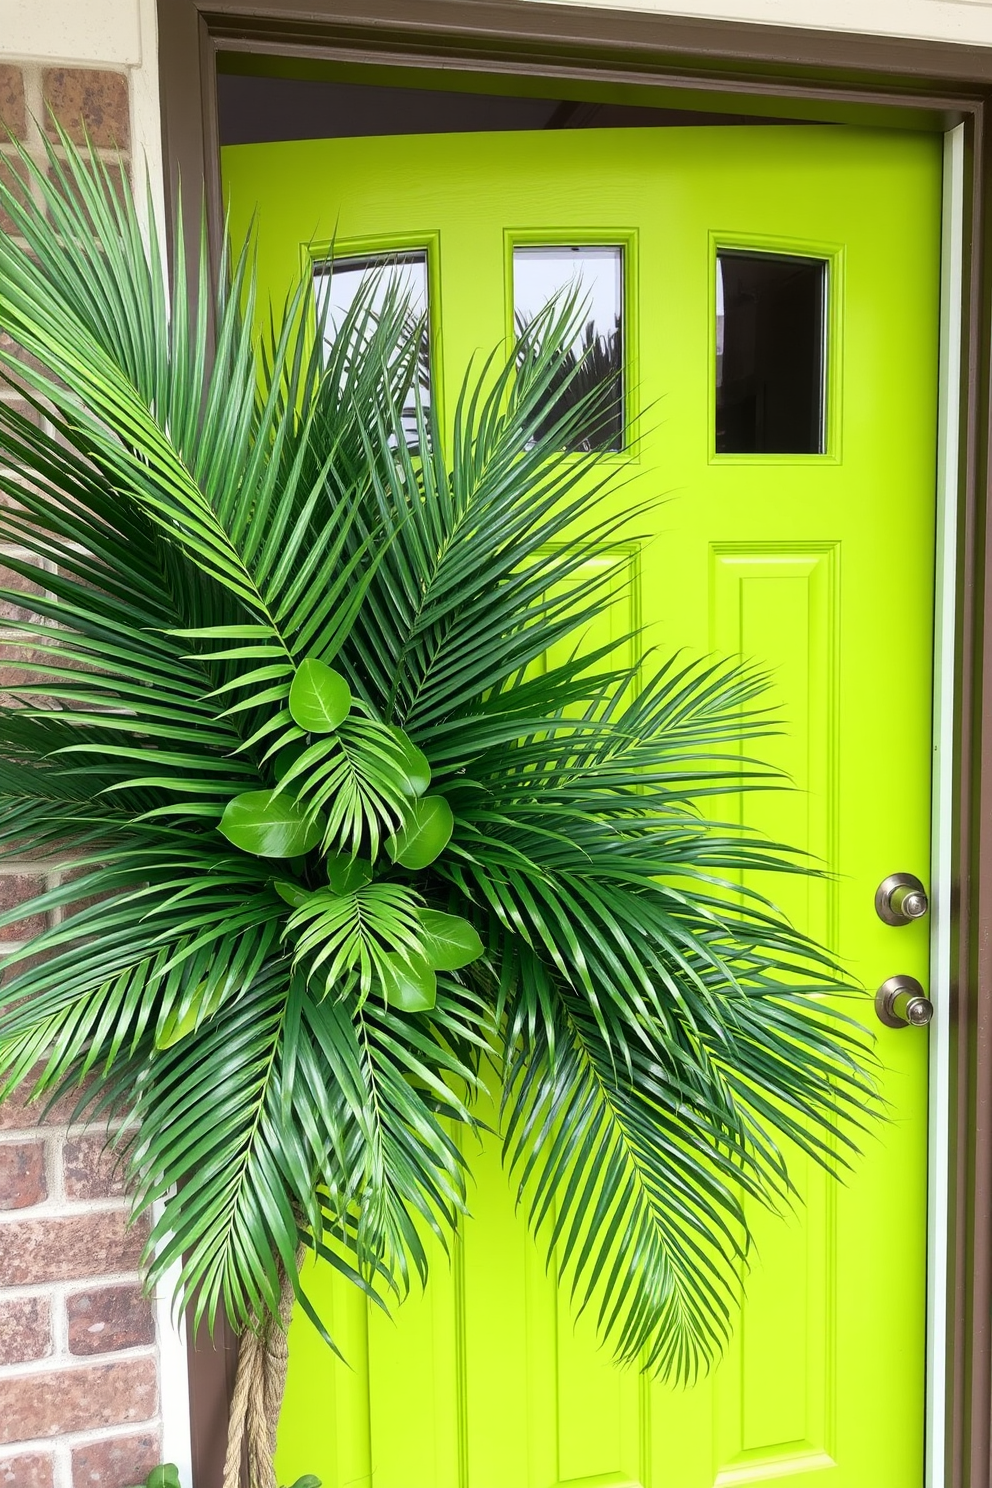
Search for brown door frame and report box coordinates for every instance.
[157,3,992,1484]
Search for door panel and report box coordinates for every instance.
[222,124,941,1488]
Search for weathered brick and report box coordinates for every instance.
[0,396,42,430]
[0,1210,148,1286]
[0,332,47,390]
[0,154,31,237]
[0,1138,47,1209]
[71,1432,160,1488]
[0,948,58,994]
[0,1296,51,1365]
[46,160,128,223]
[0,1357,158,1444]
[0,1069,94,1131]
[51,867,119,923]
[0,67,26,141]
[67,1285,153,1356]
[63,1134,128,1202]
[0,643,56,693]
[0,1452,54,1488]
[0,875,47,942]
[0,563,46,623]
[0,479,37,512]
[43,70,130,151]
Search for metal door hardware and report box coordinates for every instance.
[875,974,933,1029]
[875,872,928,926]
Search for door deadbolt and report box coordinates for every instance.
[875,872,928,926]
[875,974,934,1029]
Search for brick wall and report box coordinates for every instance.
[0,1087,161,1488]
[0,58,168,1488]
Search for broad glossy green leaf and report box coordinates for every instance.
[388,726,431,797]
[273,878,311,909]
[145,1468,181,1488]
[218,789,324,858]
[379,952,437,1012]
[418,909,483,971]
[386,794,454,870]
[286,1478,322,1488]
[325,853,373,895]
[289,658,351,733]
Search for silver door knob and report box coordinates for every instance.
[875,872,929,926]
[875,974,933,1028]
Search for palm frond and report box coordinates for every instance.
[0,139,877,1386]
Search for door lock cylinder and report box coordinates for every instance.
[875,872,928,926]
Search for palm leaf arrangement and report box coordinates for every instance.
[0,138,874,1479]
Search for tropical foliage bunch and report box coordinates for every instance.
[0,137,873,1389]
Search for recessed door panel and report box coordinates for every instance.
[222,123,940,1488]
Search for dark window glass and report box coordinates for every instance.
[716,251,827,454]
[513,245,624,452]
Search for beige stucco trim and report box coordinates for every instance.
[526,0,992,48]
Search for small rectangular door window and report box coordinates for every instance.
[313,250,430,442]
[513,244,624,451]
[716,250,827,454]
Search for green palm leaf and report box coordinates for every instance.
[0,137,877,1397]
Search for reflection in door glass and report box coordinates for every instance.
[716,251,827,454]
[513,245,623,451]
[313,250,429,443]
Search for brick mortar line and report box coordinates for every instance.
[0,1117,140,1133]
[0,158,130,186]
[0,1116,140,1130]
[0,1127,137,1143]
[34,1126,60,1209]
[0,1130,70,1145]
[0,141,130,156]
[0,1270,144,1302]
[18,62,44,154]
[0,1130,136,1143]
[46,1128,62,1206]
[0,1413,164,1461]
[0,1195,133,1221]
[17,62,129,76]
[0,1342,159,1380]
[51,1277,67,1357]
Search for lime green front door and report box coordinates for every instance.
[222,123,941,1488]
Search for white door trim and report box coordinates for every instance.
[926,117,966,1488]
[153,1204,195,1486]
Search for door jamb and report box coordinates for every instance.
[930,117,966,1488]
[155,5,992,1484]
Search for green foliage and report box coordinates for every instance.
[385,794,454,869]
[0,135,876,1382]
[143,1468,181,1488]
[289,659,352,734]
[379,950,438,1012]
[220,789,325,857]
[417,910,485,971]
[139,1469,319,1488]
